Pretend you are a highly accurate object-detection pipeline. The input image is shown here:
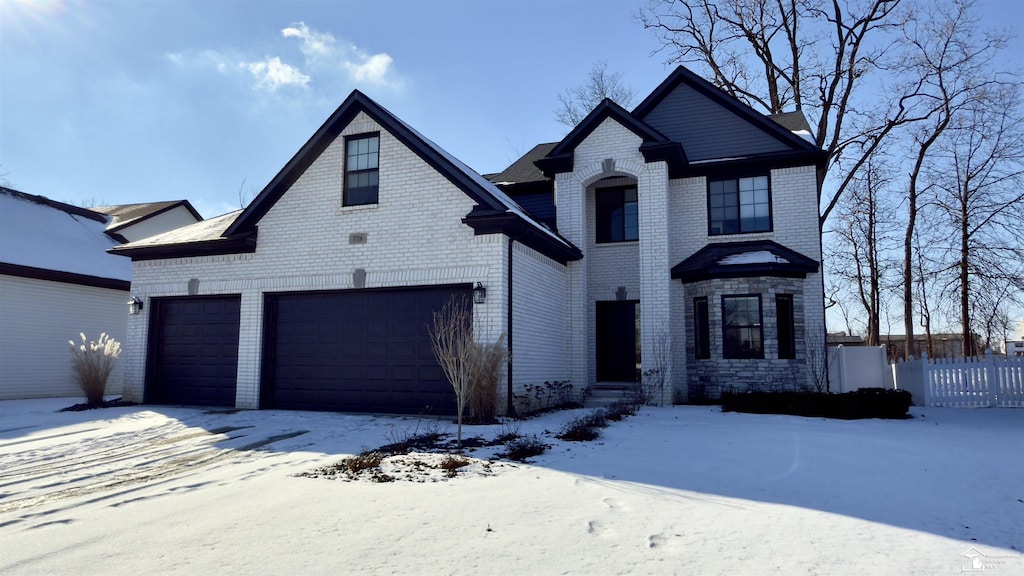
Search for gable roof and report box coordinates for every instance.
[670,240,819,283]
[92,200,202,234]
[0,187,130,289]
[218,90,580,264]
[534,98,688,179]
[633,66,822,157]
[536,66,825,179]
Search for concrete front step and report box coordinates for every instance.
[584,385,631,409]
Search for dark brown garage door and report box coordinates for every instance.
[146,296,241,407]
[262,285,470,415]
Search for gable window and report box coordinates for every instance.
[776,294,796,359]
[596,187,638,243]
[722,295,763,359]
[709,175,771,235]
[344,133,380,206]
[694,297,710,360]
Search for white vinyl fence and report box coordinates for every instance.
[828,346,894,392]
[892,350,1024,408]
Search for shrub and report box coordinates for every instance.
[68,332,121,405]
[494,419,521,444]
[605,401,638,422]
[468,335,506,423]
[439,455,470,478]
[721,388,912,419]
[556,409,608,441]
[501,435,548,461]
[513,380,591,415]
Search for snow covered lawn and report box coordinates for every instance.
[1,398,1021,575]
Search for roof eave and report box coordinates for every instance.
[109,233,257,261]
[462,211,582,265]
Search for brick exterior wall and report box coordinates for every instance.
[124,111,512,409]
[511,242,570,392]
[554,119,823,403]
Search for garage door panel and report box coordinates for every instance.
[264,286,468,414]
[147,296,240,407]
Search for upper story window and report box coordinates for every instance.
[596,186,638,243]
[344,133,380,206]
[722,294,763,359]
[709,175,771,235]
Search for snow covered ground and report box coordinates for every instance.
[1,398,1021,575]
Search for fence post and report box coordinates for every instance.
[985,349,997,407]
[921,352,930,407]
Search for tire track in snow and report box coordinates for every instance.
[0,424,301,521]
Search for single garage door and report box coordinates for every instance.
[146,296,241,407]
[262,285,470,415]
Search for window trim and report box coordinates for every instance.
[343,132,381,207]
[694,296,710,360]
[776,294,796,359]
[721,294,764,359]
[595,185,639,244]
[707,174,773,236]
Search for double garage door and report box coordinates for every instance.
[147,285,468,414]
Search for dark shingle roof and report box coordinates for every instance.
[485,143,557,185]
[671,240,818,283]
[92,200,202,233]
[768,111,813,134]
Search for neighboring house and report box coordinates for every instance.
[93,200,202,243]
[0,187,202,400]
[826,332,865,347]
[881,332,976,362]
[111,65,826,413]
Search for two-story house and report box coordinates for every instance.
[112,66,826,413]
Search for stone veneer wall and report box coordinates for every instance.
[683,276,809,399]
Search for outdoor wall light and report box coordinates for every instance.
[128,296,144,316]
[473,282,487,304]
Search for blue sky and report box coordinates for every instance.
[1,0,1021,219]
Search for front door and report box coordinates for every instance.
[596,300,640,381]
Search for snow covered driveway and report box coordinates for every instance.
[1,399,1022,575]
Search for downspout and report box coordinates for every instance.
[506,235,516,416]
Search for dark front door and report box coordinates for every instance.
[147,296,241,407]
[262,285,470,415]
[596,300,639,381]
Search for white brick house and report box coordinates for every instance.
[112,66,825,413]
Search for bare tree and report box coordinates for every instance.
[556,61,638,126]
[927,83,1024,357]
[828,156,899,346]
[639,0,921,226]
[429,297,477,447]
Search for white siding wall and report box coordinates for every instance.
[124,111,507,408]
[116,206,201,243]
[511,242,569,392]
[0,275,126,400]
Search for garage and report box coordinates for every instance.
[261,285,470,415]
[146,296,241,407]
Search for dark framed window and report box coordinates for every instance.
[722,295,763,359]
[776,294,796,359]
[694,297,710,360]
[596,186,638,243]
[344,133,380,206]
[709,175,771,235]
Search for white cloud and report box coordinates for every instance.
[281,22,333,59]
[242,57,310,91]
[282,21,397,87]
[343,53,394,84]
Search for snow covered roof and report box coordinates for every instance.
[0,187,131,285]
[671,240,818,283]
